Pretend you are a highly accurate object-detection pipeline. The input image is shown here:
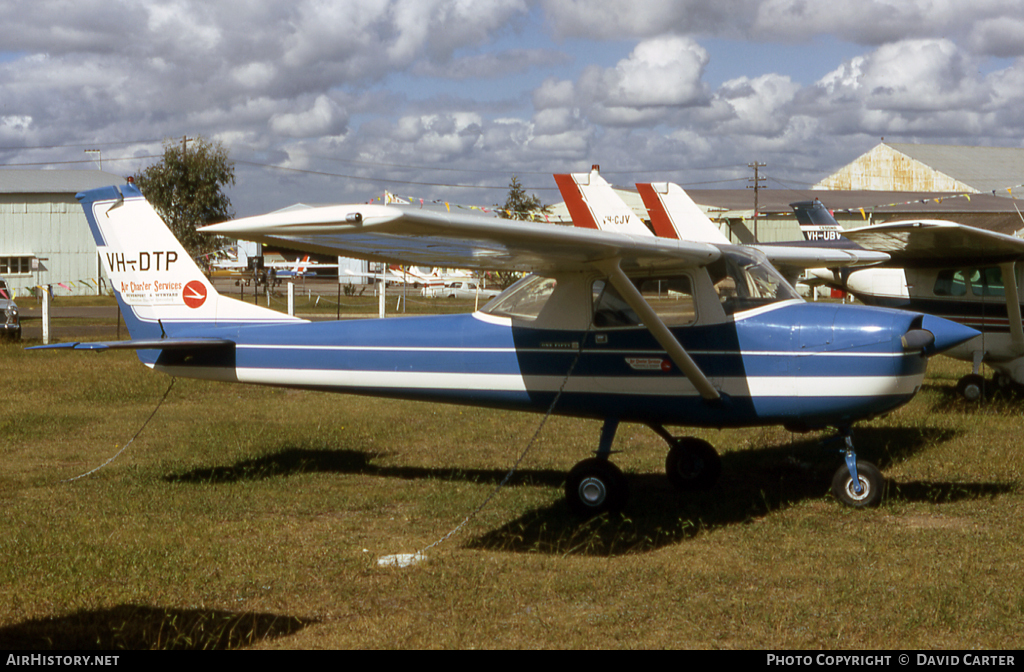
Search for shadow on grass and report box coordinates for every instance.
[922,379,1024,412]
[164,447,568,488]
[0,604,314,650]
[163,425,1013,556]
[470,425,1015,556]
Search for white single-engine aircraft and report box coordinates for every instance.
[34,182,977,515]
[792,199,1024,401]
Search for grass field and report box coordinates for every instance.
[1,317,1023,649]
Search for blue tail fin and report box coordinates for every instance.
[790,199,861,249]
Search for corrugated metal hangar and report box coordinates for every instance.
[0,170,122,297]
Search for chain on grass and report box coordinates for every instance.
[61,378,176,483]
[414,286,607,557]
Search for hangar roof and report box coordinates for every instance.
[814,142,1024,194]
[884,143,1024,195]
[0,169,123,195]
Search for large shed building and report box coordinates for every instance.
[0,169,123,297]
[814,142,1024,194]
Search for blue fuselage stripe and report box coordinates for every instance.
[144,305,929,428]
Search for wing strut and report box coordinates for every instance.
[595,259,722,402]
[1000,261,1024,356]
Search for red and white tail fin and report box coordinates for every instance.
[553,167,652,236]
[636,182,729,244]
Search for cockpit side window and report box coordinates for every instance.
[592,275,697,328]
[975,267,1005,297]
[934,270,968,297]
[935,267,1005,298]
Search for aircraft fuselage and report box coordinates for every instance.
[140,301,936,431]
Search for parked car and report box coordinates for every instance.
[443,280,500,300]
[0,277,21,340]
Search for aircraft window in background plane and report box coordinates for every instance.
[592,275,697,328]
[976,267,1006,297]
[482,275,557,321]
[934,270,968,297]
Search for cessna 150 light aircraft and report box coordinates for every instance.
[792,199,1024,401]
[35,182,977,515]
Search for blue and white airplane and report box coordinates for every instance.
[35,181,977,515]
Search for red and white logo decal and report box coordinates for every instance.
[182,280,208,309]
[626,357,671,372]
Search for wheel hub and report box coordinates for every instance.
[843,476,870,502]
[578,477,607,506]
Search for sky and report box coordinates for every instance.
[2,0,1024,217]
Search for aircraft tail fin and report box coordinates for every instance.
[77,183,300,345]
[636,182,730,244]
[553,167,652,236]
[791,199,860,249]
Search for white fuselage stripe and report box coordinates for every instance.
[235,344,905,359]
[196,368,923,397]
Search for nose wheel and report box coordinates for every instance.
[831,460,884,507]
[828,432,885,508]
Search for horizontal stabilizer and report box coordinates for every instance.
[29,337,235,352]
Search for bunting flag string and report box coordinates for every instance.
[8,278,107,299]
[748,183,1024,221]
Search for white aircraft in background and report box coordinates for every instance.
[553,168,889,284]
[792,199,1024,401]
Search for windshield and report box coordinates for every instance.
[482,274,557,321]
[708,247,801,315]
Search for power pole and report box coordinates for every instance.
[747,161,766,241]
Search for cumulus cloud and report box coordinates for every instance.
[540,0,755,40]
[967,18,1024,58]
[532,36,710,129]
[270,95,349,138]
[816,39,987,110]
[411,49,571,80]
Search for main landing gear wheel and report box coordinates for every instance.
[565,458,627,517]
[831,460,885,508]
[665,437,722,491]
[956,374,986,402]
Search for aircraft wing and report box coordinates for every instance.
[841,220,1024,267]
[202,204,722,273]
[752,245,890,268]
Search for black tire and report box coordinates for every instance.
[665,437,722,490]
[565,458,627,517]
[956,374,986,402]
[831,460,885,508]
[992,371,1015,390]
